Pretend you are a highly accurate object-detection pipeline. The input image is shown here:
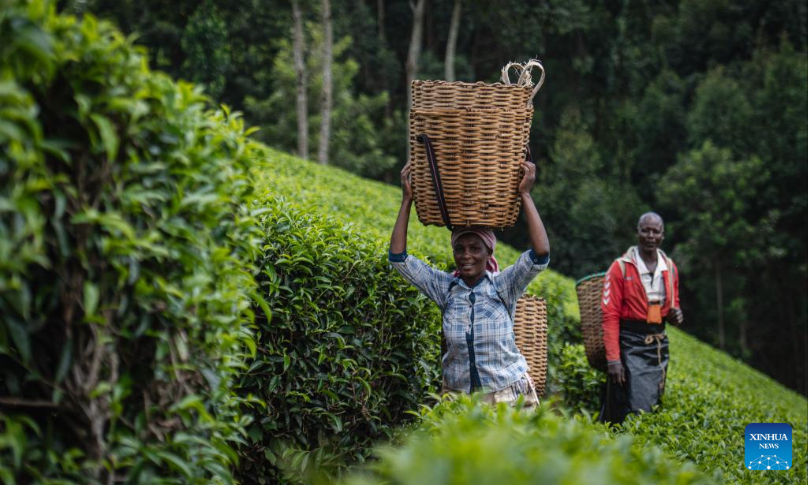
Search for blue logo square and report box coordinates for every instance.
[745,423,792,471]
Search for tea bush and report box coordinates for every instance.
[235,197,441,483]
[548,343,605,414]
[1,1,259,482]
[343,396,715,485]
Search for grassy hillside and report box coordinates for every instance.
[256,147,807,483]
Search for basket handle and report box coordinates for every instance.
[417,134,453,231]
[501,59,546,109]
[500,62,525,85]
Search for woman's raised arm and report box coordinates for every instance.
[518,161,550,257]
[390,162,414,254]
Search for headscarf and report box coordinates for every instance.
[451,227,499,275]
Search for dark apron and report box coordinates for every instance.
[600,324,669,424]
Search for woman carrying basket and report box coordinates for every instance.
[388,159,550,407]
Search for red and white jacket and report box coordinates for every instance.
[601,247,679,362]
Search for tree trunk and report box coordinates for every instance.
[444,0,461,81]
[715,259,725,349]
[318,0,333,165]
[406,0,427,109]
[292,0,308,159]
[406,0,427,158]
[377,0,385,41]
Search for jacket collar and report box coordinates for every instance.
[619,245,670,270]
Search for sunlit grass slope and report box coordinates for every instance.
[256,147,806,483]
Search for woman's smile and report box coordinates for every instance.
[453,234,490,285]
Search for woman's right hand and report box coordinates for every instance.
[401,161,413,201]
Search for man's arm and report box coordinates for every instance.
[602,262,625,384]
[666,261,684,325]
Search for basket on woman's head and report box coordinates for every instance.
[409,60,545,229]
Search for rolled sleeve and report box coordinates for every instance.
[529,249,550,266]
[495,250,550,308]
[389,253,452,309]
[388,250,408,263]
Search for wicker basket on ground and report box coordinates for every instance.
[513,295,548,396]
[409,60,545,228]
[575,273,607,372]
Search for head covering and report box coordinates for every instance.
[451,227,499,275]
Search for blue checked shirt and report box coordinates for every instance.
[389,250,549,393]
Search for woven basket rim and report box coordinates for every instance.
[411,107,533,114]
[575,272,607,286]
[412,79,534,89]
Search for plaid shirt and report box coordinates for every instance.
[389,250,549,393]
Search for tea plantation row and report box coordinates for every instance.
[344,397,714,485]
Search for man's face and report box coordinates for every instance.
[637,217,664,254]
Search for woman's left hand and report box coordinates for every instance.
[518,161,536,195]
[401,161,413,202]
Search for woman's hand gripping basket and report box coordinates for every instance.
[409,60,545,228]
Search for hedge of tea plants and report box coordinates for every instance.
[0,1,260,482]
[235,197,442,483]
[343,396,715,485]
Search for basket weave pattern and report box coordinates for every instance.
[409,80,534,228]
[576,275,607,372]
[513,295,548,396]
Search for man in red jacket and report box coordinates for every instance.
[599,212,683,424]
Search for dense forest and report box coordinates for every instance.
[61,0,807,396]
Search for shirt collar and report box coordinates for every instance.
[454,270,494,289]
[633,247,668,275]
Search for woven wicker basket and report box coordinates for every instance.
[513,295,548,396]
[409,61,544,228]
[576,273,607,372]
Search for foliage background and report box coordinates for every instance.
[67,0,808,396]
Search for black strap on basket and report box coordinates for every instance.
[418,136,534,231]
[417,134,453,230]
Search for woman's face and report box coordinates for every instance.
[453,234,490,284]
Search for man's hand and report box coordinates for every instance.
[666,307,684,326]
[401,161,413,202]
[607,360,626,386]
